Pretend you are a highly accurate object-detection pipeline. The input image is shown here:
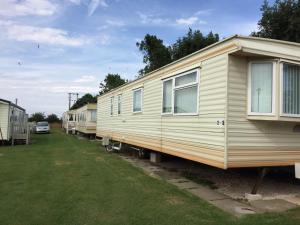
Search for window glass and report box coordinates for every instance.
[283,63,300,115]
[118,95,122,115]
[90,110,97,121]
[133,89,142,112]
[162,80,172,113]
[110,97,114,115]
[175,71,197,87]
[251,63,273,113]
[174,86,198,113]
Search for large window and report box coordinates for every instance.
[118,94,122,115]
[133,88,142,112]
[282,63,300,116]
[249,62,275,115]
[110,97,114,116]
[162,70,199,115]
[90,110,97,122]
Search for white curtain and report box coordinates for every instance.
[175,72,197,86]
[283,63,300,115]
[251,63,273,113]
[174,86,197,113]
[163,80,172,113]
[90,110,97,122]
[133,90,142,112]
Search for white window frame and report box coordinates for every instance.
[279,62,300,118]
[247,61,276,116]
[132,88,143,113]
[117,94,122,115]
[161,68,200,116]
[110,96,114,116]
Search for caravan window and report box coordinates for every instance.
[162,69,199,115]
[91,110,97,121]
[110,97,114,116]
[118,94,122,115]
[281,63,300,116]
[133,88,142,113]
[248,62,275,115]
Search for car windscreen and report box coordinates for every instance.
[37,122,48,126]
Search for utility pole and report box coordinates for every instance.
[68,93,79,110]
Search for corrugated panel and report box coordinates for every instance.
[97,54,228,168]
[227,55,300,167]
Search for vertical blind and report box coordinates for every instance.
[174,86,197,113]
[283,63,300,115]
[162,80,172,113]
[118,95,121,114]
[133,89,142,112]
[90,110,97,121]
[110,97,114,115]
[251,63,273,113]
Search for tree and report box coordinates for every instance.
[136,34,172,76]
[252,0,300,43]
[170,29,219,61]
[29,112,46,122]
[99,73,126,95]
[70,93,97,110]
[46,114,61,123]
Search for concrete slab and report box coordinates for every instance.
[250,199,297,213]
[284,196,300,206]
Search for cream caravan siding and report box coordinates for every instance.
[227,55,300,167]
[0,103,9,140]
[97,53,229,168]
[76,104,97,134]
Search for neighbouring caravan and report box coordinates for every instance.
[96,35,300,171]
[75,103,97,135]
[0,99,28,143]
[62,109,77,134]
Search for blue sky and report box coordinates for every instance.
[0,0,272,115]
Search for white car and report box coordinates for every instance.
[35,121,50,134]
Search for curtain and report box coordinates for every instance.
[251,63,273,113]
[163,80,172,113]
[174,86,197,113]
[283,63,300,115]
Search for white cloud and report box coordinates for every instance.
[88,0,108,16]
[0,20,90,46]
[74,75,96,83]
[106,19,125,27]
[137,12,169,26]
[195,9,213,16]
[0,0,58,17]
[176,16,206,25]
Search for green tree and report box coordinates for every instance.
[70,93,97,110]
[252,0,300,43]
[99,73,126,95]
[29,112,46,122]
[170,29,219,61]
[46,114,61,123]
[136,34,172,76]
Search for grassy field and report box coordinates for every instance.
[0,130,299,225]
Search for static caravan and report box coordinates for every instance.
[75,103,97,135]
[96,35,300,171]
[0,99,28,143]
[62,109,77,133]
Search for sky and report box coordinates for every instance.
[0,0,273,116]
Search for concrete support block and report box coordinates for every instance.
[245,193,262,201]
[295,163,300,179]
[150,152,161,163]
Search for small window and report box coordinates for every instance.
[249,62,274,114]
[162,80,173,113]
[133,89,142,112]
[118,94,122,115]
[91,110,97,122]
[110,97,114,116]
[162,69,199,115]
[282,63,300,116]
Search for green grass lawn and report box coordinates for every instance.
[0,129,299,225]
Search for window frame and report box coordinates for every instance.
[110,96,114,116]
[279,62,300,118]
[117,94,122,115]
[247,61,276,116]
[132,88,143,113]
[161,68,200,116]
